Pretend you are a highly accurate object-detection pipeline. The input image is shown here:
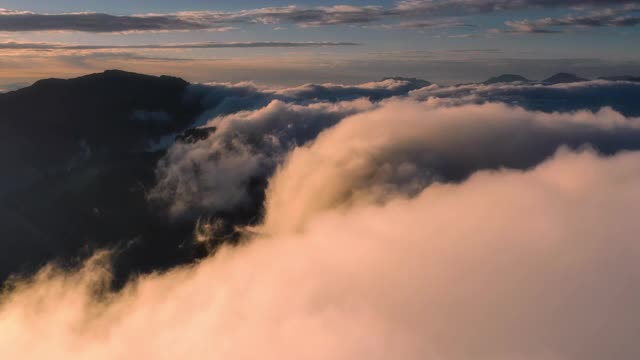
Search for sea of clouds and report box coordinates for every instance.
[151,78,640,219]
[2,77,640,359]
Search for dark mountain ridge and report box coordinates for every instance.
[0,70,210,286]
[542,72,589,84]
[0,70,198,171]
[483,74,531,85]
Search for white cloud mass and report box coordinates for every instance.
[2,148,640,359]
[150,77,430,217]
[150,98,377,217]
[262,100,640,233]
[151,79,640,219]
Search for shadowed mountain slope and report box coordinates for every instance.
[543,72,588,84]
[0,70,209,286]
[483,74,531,85]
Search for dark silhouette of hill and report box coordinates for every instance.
[543,73,588,84]
[0,70,212,287]
[0,70,198,172]
[483,74,531,85]
[382,77,431,88]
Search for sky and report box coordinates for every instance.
[0,0,639,85]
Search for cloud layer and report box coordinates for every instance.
[2,148,640,359]
[262,100,640,233]
[151,79,640,220]
[149,77,436,218]
[150,98,377,217]
[410,79,640,116]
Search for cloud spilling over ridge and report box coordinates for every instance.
[150,77,431,217]
[2,149,640,359]
[0,1,635,32]
[262,100,640,233]
[150,98,377,217]
[151,79,640,219]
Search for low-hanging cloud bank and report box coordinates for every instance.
[262,100,640,233]
[150,77,430,218]
[152,79,640,221]
[410,79,640,116]
[150,98,378,217]
[2,149,640,359]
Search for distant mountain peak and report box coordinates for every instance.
[483,74,530,85]
[381,76,431,85]
[0,69,202,167]
[28,69,188,90]
[543,73,588,84]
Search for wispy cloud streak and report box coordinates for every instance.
[503,5,640,33]
[0,1,636,32]
[0,41,360,51]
